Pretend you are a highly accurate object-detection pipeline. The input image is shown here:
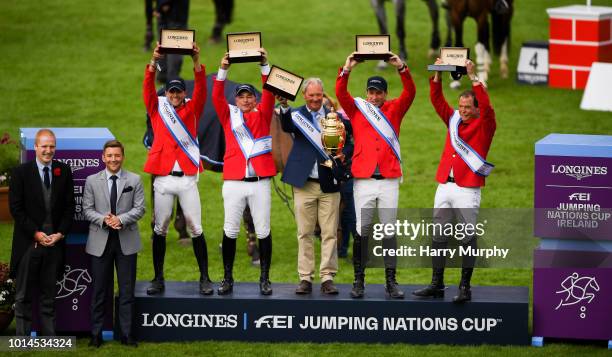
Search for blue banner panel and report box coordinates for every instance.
[126,282,529,345]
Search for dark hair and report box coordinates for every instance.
[103,139,124,154]
[459,90,478,108]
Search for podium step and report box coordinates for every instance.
[126,281,529,345]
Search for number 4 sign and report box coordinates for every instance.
[517,41,549,85]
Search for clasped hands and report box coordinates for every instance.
[104,214,123,230]
[34,231,63,247]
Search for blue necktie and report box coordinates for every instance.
[110,175,118,215]
[43,167,50,189]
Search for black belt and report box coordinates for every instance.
[242,176,268,182]
[371,174,385,180]
[447,176,455,183]
[169,171,184,177]
[307,177,320,183]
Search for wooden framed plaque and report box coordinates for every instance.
[354,35,391,61]
[159,29,195,55]
[263,65,303,101]
[427,47,470,74]
[227,32,262,63]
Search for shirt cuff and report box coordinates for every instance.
[260,63,271,75]
[217,68,228,81]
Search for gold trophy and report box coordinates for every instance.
[319,108,346,168]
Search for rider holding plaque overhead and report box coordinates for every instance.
[413,59,496,303]
[335,51,416,299]
[212,48,276,296]
[143,42,213,297]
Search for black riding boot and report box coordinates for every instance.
[453,268,474,303]
[258,234,272,295]
[413,268,445,298]
[217,234,236,295]
[382,235,403,299]
[385,268,405,299]
[453,237,477,303]
[147,233,166,295]
[192,234,213,295]
[350,233,366,298]
[413,240,447,298]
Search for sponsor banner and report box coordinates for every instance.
[25,150,106,234]
[130,281,529,345]
[32,243,113,333]
[533,267,612,341]
[534,155,612,240]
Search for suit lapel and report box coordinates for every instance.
[30,161,45,209]
[116,172,127,206]
[99,170,110,207]
[299,106,312,123]
[50,161,62,206]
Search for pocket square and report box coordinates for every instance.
[122,186,133,193]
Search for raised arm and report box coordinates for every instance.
[335,52,360,119]
[143,43,162,116]
[212,53,231,125]
[429,58,455,126]
[388,53,416,116]
[256,48,275,126]
[190,42,207,120]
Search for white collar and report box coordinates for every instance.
[35,158,52,170]
[105,169,122,180]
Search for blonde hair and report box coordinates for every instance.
[35,128,56,144]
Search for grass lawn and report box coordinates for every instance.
[0,0,610,355]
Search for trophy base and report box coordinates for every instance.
[263,83,297,101]
[228,55,263,64]
[159,47,194,55]
[354,53,392,61]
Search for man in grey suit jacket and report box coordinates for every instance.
[82,140,145,347]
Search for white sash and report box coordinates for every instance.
[354,97,402,163]
[157,97,200,169]
[228,104,272,160]
[449,110,494,177]
[290,111,330,160]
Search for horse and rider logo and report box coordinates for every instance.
[56,265,92,300]
[555,272,600,319]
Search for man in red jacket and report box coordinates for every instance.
[212,49,276,296]
[413,59,496,303]
[336,51,416,299]
[143,42,212,296]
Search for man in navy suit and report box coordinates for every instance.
[9,129,74,336]
[279,78,350,295]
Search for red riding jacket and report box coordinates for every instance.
[212,73,276,180]
[430,78,496,187]
[142,65,206,175]
[335,67,416,179]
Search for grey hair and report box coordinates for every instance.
[302,77,324,94]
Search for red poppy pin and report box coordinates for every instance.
[53,167,61,177]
